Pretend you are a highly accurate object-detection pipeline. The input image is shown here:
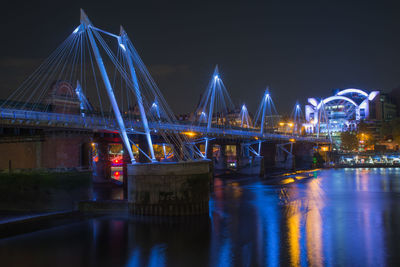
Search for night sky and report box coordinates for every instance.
[1,0,400,115]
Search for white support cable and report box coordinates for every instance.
[128,138,153,162]
[89,25,120,39]
[3,10,218,162]
[247,146,260,157]
[86,36,106,122]
[36,36,80,113]
[21,34,79,111]
[3,34,75,110]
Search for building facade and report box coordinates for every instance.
[304,88,384,135]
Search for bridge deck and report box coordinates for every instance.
[0,108,328,142]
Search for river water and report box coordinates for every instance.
[1,168,400,267]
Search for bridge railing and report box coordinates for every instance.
[0,108,118,130]
[0,108,327,142]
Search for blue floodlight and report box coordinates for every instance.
[119,43,126,51]
[214,75,219,81]
[264,93,270,102]
[73,25,81,34]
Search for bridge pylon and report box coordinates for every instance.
[119,26,156,162]
[193,65,235,158]
[80,9,136,163]
[291,102,304,135]
[254,88,278,155]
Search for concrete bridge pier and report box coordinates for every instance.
[237,155,265,176]
[258,141,316,175]
[122,150,130,197]
[207,142,236,173]
[259,142,277,174]
[205,141,265,177]
[293,142,315,169]
[137,134,150,163]
[205,139,214,160]
[275,142,295,170]
[92,141,111,183]
[234,143,264,176]
[214,144,226,170]
[127,160,212,216]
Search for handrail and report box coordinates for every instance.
[0,108,325,142]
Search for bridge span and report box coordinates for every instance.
[0,107,326,143]
[0,10,331,215]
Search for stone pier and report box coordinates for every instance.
[237,156,264,177]
[127,160,211,216]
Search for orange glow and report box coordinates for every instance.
[288,122,294,127]
[288,211,300,266]
[279,122,285,126]
[320,146,329,152]
[230,182,242,199]
[289,138,296,143]
[306,179,324,266]
[182,131,197,137]
[359,133,369,140]
[280,178,295,184]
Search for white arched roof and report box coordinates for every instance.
[336,88,369,97]
[317,95,358,109]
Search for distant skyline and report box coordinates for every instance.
[1,0,400,114]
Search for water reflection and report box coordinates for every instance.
[1,168,400,266]
[305,178,324,267]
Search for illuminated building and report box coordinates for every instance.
[304,88,381,135]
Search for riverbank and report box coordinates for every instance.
[334,163,400,168]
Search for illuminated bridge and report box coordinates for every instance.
[0,10,328,178]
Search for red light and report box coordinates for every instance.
[114,171,120,177]
[114,159,119,163]
[93,156,99,162]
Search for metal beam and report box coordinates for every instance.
[258,89,269,154]
[207,65,219,131]
[119,26,156,161]
[80,9,135,163]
